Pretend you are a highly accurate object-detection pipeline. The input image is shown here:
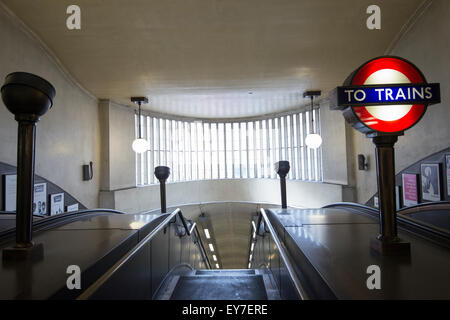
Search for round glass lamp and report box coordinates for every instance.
[132,138,149,153]
[305,133,322,149]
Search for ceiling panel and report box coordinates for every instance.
[2,0,423,118]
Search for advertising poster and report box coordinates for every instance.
[67,203,79,212]
[50,193,64,215]
[33,183,47,215]
[402,173,418,207]
[4,174,17,212]
[421,164,441,202]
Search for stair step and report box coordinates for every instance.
[170,275,268,300]
[195,269,255,276]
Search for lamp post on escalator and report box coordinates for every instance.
[275,161,290,209]
[154,166,170,214]
[1,72,56,261]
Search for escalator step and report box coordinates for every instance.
[170,275,268,300]
[195,269,255,275]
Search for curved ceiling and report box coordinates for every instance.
[3,0,423,118]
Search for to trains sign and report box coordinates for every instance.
[330,56,441,134]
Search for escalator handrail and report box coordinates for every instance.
[76,208,207,300]
[325,200,450,215]
[0,211,49,218]
[0,208,126,240]
[193,224,212,270]
[257,208,309,300]
[322,202,378,214]
[397,201,450,214]
[323,202,450,245]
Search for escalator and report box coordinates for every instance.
[75,207,304,300]
[2,200,449,299]
[155,269,280,300]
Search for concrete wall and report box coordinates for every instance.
[0,6,100,208]
[351,0,450,203]
[320,99,349,186]
[99,100,136,191]
[101,179,344,214]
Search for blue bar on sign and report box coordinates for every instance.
[336,83,441,106]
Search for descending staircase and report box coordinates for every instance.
[155,269,281,300]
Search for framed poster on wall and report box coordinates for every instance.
[33,183,47,215]
[67,203,79,212]
[420,163,441,202]
[446,154,450,197]
[402,173,418,207]
[50,193,64,215]
[3,174,17,212]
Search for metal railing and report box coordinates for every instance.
[255,208,309,300]
[76,208,208,300]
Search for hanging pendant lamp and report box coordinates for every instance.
[303,90,322,149]
[131,97,150,153]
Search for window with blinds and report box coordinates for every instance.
[135,110,322,185]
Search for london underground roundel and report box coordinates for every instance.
[331,56,441,135]
[351,57,425,133]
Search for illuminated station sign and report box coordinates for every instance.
[330,56,441,134]
[330,56,441,256]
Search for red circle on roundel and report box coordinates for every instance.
[350,57,427,133]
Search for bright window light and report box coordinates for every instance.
[250,243,254,252]
[248,262,251,268]
[135,112,323,186]
[213,255,217,262]
[252,221,256,233]
[204,229,211,239]
[209,244,214,252]
[216,264,220,269]
[253,232,256,239]
[249,254,252,261]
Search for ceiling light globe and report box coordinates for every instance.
[305,133,322,149]
[132,138,149,153]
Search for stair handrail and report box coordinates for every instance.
[257,208,309,300]
[176,213,211,269]
[77,208,207,300]
[192,224,212,269]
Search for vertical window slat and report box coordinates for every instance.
[316,109,323,181]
